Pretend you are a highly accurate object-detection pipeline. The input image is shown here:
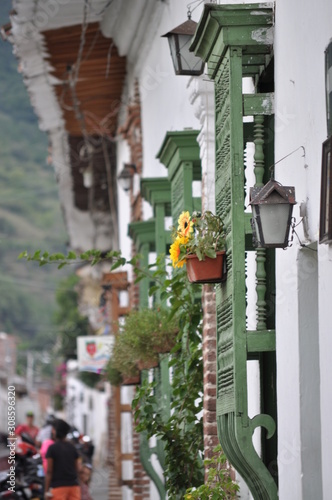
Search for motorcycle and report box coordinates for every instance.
[0,434,44,500]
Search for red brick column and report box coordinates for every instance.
[188,76,219,478]
[202,284,219,473]
[132,423,150,500]
[108,395,122,499]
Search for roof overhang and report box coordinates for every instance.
[8,1,127,252]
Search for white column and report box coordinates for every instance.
[187,75,216,212]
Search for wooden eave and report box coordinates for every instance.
[43,22,127,137]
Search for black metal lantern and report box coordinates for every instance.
[325,40,332,137]
[250,179,296,248]
[117,163,137,192]
[162,14,204,76]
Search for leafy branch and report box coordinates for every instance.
[184,444,239,499]
[132,262,205,497]
[18,249,135,270]
[20,248,206,497]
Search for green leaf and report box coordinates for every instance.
[148,285,159,296]
[205,248,216,259]
[54,253,65,260]
[32,250,41,260]
[109,260,121,270]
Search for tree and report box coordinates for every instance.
[53,274,90,359]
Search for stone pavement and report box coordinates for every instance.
[90,465,109,500]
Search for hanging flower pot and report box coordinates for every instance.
[186,250,226,284]
[122,374,141,386]
[169,211,227,284]
[137,358,159,371]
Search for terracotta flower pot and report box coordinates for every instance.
[186,251,226,284]
[122,374,141,386]
[152,329,179,354]
[137,358,159,371]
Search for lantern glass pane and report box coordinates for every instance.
[326,41,332,137]
[177,34,204,73]
[168,36,179,73]
[259,203,291,245]
[252,206,261,244]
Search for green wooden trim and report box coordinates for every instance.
[140,177,171,212]
[218,413,277,499]
[156,130,201,182]
[136,181,171,494]
[128,219,156,250]
[246,330,276,353]
[171,161,197,224]
[193,196,202,213]
[139,242,150,308]
[190,3,274,80]
[194,3,278,498]
[243,93,274,116]
[140,427,166,499]
[155,204,167,257]
[127,220,155,307]
[244,213,255,251]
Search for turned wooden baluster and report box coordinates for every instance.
[254,115,267,331]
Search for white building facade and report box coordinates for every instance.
[7,0,332,498]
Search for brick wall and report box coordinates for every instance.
[187,76,219,479]
[117,80,151,498]
[132,424,150,500]
[202,284,219,470]
[107,396,122,499]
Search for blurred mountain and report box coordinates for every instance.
[0,1,69,348]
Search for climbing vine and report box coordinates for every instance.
[19,250,205,497]
[133,263,205,497]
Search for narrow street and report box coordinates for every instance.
[90,466,109,500]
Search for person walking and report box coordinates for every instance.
[79,463,93,500]
[44,419,81,500]
[15,411,39,444]
[36,414,56,447]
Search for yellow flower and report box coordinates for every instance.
[178,211,193,238]
[169,236,188,268]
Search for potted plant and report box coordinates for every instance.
[119,307,179,367]
[169,210,226,283]
[106,334,141,385]
[105,357,140,386]
[108,307,179,380]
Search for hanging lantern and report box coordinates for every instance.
[325,39,332,137]
[82,163,93,189]
[162,14,204,76]
[117,163,137,192]
[250,179,296,248]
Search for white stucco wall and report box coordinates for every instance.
[137,0,201,181]
[110,4,202,497]
[66,366,109,467]
[115,0,201,224]
[275,1,332,498]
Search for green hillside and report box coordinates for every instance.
[0,1,69,346]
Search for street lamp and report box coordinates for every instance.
[117,163,137,192]
[325,39,332,137]
[250,179,296,248]
[82,163,93,189]
[162,13,204,76]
